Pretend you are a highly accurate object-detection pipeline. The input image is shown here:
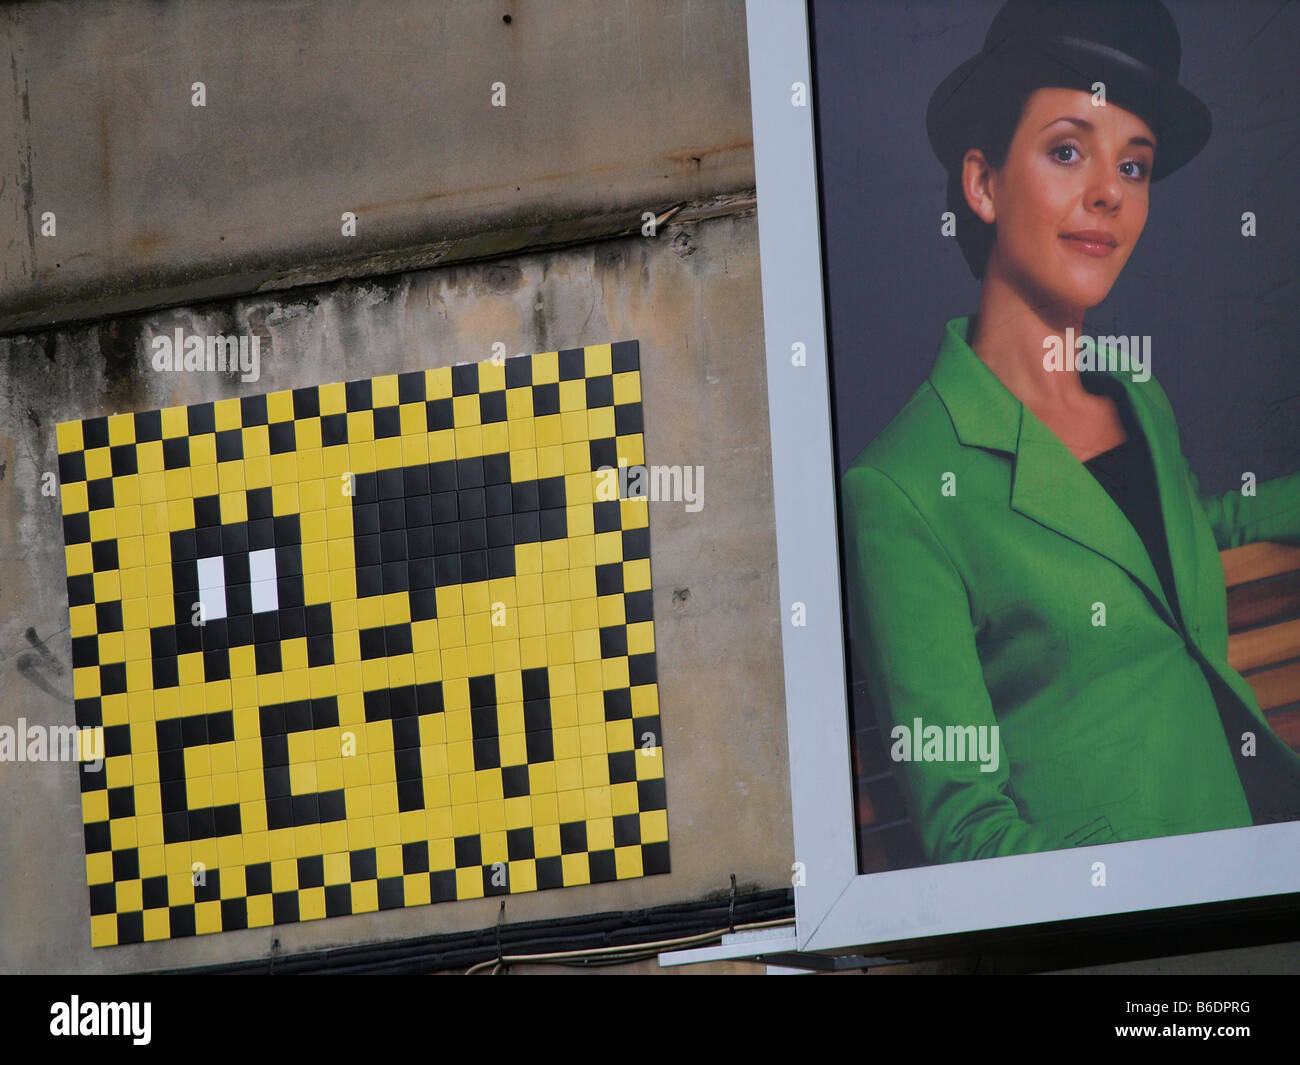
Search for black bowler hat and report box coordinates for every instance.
[926,0,1211,181]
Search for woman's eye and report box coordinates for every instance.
[1050,144,1078,163]
[1120,160,1151,180]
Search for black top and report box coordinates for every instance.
[1079,373,1183,625]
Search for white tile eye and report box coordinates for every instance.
[249,548,279,613]
[196,548,279,621]
[248,547,276,585]
[196,555,228,621]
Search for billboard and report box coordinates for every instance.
[748,0,1300,950]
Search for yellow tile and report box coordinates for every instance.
[266,389,294,422]
[242,424,270,457]
[60,481,88,515]
[614,846,644,879]
[202,397,237,431]
[56,420,84,453]
[561,853,590,886]
[191,464,219,495]
[613,371,641,404]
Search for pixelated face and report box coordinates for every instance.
[56,342,669,947]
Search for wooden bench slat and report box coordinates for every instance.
[1265,706,1300,752]
[1227,617,1300,674]
[1243,660,1300,712]
[1226,571,1300,632]
[1221,541,1300,587]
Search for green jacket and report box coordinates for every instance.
[841,315,1300,864]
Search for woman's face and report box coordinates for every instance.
[972,87,1156,314]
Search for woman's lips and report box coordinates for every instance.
[1060,232,1118,257]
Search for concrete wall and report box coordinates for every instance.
[0,205,792,973]
[1,0,754,332]
[0,0,792,973]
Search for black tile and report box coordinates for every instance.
[585,375,614,408]
[194,495,222,528]
[100,662,126,695]
[269,421,296,454]
[402,841,429,874]
[350,848,377,881]
[559,821,586,854]
[71,635,99,668]
[116,911,145,944]
[58,450,86,484]
[346,379,372,411]
[451,363,478,395]
[589,849,618,883]
[188,402,216,436]
[410,590,436,624]
[134,409,163,441]
[426,398,454,431]
[292,387,320,419]
[245,862,272,895]
[611,339,639,372]
[377,877,405,910]
[453,835,481,868]
[321,412,348,447]
[615,403,644,434]
[484,483,513,516]
[480,390,506,423]
[431,492,458,524]
[325,884,352,917]
[82,417,109,449]
[111,847,140,881]
[87,478,114,510]
[373,406,401,439]
[505,356,532,388]
[109,444,137,477]
[271,891,299,925]
[539,477,566,509]
[629,653,657,686]
[457,457,485,491]
[536,856,563,890]
[89,882,116,915]
[558,347,586,380]
[319,789,346,821]
[593,500,621,533]
[532,383,559,416]
[589,437,618,470]
[599,626,628,658]
[398,371,426,404]
[240,394,268,427]
[168,905,196,938]
[215,429,243,462]
[220,897,248,930]
[483,453,511,485]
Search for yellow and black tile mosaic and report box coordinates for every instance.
[55,342,668,946]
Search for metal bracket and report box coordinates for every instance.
[657,925,898,971]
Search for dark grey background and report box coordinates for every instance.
[811,0,1299,495]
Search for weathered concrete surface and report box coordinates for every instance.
[0,207,791,973]
[0,0,754,332]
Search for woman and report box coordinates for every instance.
[841,0,1300,865]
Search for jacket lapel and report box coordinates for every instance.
[1105,369,1201,630]
[928,316,1185,632]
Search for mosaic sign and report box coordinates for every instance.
[56,342,669,946]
